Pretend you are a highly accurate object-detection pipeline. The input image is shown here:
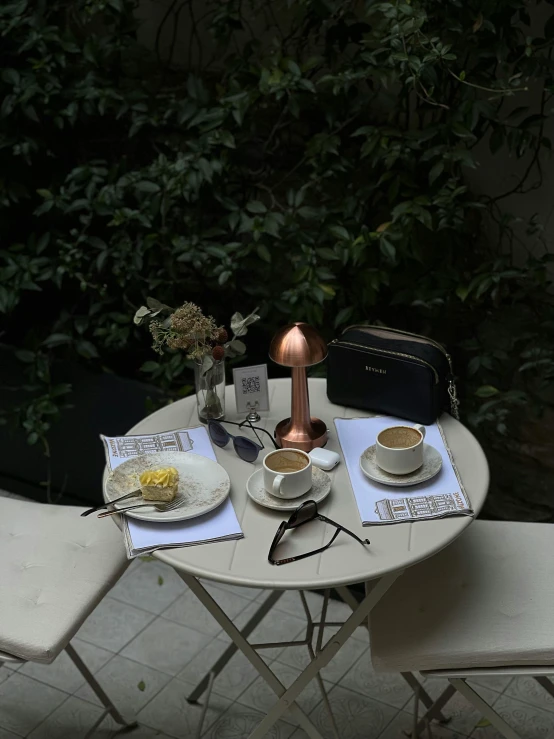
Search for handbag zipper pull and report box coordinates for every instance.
[447,354,460,420]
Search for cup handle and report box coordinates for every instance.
[413,424,426,440]
[272,474,285,497]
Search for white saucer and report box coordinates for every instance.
[246,466,331,511]
[359,443,442,487]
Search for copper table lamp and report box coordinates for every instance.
[269,322,328,452]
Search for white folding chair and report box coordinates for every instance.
[0,495,136,737]
[369,520,554,739]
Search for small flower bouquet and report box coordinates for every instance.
[134,298,259,421]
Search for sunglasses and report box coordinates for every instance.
[268,500,370,566]
[208,419,279,463]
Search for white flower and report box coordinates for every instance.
[230,307,260,337]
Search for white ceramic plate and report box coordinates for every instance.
[359,443,442,487]
[104,451,230,522]
[246,466,331,512]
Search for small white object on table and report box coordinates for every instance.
[103,378,489,739]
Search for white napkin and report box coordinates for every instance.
[334,416,473,525]
[101,426,243,558]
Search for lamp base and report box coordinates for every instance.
[275,417,327,452]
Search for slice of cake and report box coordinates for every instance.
[139,467,179,502]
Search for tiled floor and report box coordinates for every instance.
[1,556,553,738]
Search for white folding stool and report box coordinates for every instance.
[370,520,554,738]
[0,495,136,737]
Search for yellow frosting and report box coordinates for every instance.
[139,467,178,488]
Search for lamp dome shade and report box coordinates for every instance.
[269,323,327,368]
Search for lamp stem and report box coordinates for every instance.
[291,366,310,430]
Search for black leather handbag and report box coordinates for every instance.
[326,325,459,425]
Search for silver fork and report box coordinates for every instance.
[97,497,184,518]
[81,490,141,517]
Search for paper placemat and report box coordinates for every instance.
[334,417,473,525]
[101,425,243,558]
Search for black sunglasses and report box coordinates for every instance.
[208,419,279,463]
[268,500,370,566]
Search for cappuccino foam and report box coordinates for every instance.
[378,427,421,449]
[265,450,308,473]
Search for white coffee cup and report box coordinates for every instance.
[375,424,426,475]
[263,449,312,499]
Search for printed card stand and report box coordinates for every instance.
[232,364,270,421]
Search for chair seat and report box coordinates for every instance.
[370,520,554,672]
[0,495,128,664]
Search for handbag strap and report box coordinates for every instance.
[448,378,460,420]
[445,354,461,420]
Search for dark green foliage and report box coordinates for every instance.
[1,0,553,452]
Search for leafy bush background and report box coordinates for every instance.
[1,0,553,513]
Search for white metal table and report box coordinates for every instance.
[119,378,489,738]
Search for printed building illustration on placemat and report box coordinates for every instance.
[116,431,193,458]
[375,493,461,521]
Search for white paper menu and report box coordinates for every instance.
[101,425,243,558]
[335,417,473,525]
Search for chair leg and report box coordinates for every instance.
[412,682,420,738]
[448,678,520,739]
[535,675,554,700]
[402,672,450,724]
[410,686,435,739]
[65,643,137,730]
[416,683,457,735]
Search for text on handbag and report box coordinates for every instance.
[365,366,387,375]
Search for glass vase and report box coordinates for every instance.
[194,359,225,423]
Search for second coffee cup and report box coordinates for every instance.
[375,424,426,475]
[263,449,312,499]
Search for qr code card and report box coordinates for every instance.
[232,364,270,415]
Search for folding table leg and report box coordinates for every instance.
[195,671,216,739]
[179,573,326,739]
[335,585,362,622]
[449,678,519,739]
[187,589,283,703]
[302,590,340,739]
[249,571,403,739]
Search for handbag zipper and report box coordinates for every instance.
[345,323,449,358]
[330,339,439,384]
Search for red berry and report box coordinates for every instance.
[212,345,225,361]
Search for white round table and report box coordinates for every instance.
[128,377,488,588]
[120,377,489,739]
